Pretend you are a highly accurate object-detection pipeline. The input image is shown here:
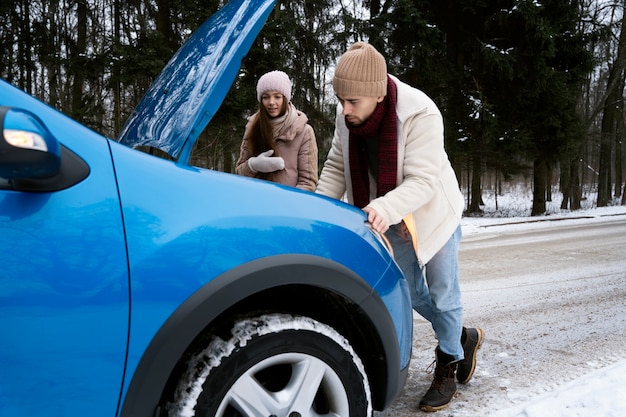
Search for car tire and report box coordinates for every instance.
[166,313,372,417]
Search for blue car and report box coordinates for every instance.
[0,0,413,416]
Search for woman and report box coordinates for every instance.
[235,70,318,191]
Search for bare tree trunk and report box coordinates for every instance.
[70,0,87,120]
[532,158,547,215]
[598,1,626,206]
[616,127,623,200]
[565,156,582,210]
[157,0,178,52]
[45,1,59,108]
[466,159,471,212]
[546,162,553,202]
[560,156,571,209]
[598,103,615,206]
[15,0,33,93]
[495,168,499,210]
[615,77,625,199]
[113,0,121,136]
[467,156,483,214]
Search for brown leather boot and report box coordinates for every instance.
[457,327,484,384]
[418,347,458,412]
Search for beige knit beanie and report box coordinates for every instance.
[333,42,388,98]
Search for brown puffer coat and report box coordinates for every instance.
[236,102,318,191]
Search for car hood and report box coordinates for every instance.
[117,0,275,164]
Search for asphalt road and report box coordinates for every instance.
[376,216,626,416]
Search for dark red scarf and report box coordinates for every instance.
[347,76,398,208]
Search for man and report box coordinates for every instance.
[315,42,484,412]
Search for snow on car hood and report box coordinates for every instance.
[117,0,275,164]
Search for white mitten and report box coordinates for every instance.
[247,149,285,173]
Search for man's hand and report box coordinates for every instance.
[363,207,388,233]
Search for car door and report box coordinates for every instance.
[0,84,130,417]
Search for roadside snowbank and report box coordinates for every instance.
[489,358,626,417]
[462,198,626,417]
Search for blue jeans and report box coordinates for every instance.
[386,222,464,360]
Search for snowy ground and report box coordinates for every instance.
[462,193,626,417]
[489,359,626,417]
[378,189,626,417]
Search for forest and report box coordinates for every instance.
[2,0,626,215]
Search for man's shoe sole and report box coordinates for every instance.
[457,327,484,384]
[418,391,458,412]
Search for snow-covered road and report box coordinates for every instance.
[377,211,626,416]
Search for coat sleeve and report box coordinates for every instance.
[235,118,259,178]
[315,113,347,200]
[235,137,258,177]
[295,124,319,192]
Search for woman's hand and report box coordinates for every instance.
[248,149,285,173]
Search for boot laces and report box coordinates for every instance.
[426,361,456,390]
[425,359,436,374]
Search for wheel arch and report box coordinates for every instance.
[120,254,403,417]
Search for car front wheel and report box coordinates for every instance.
[167,313,372,417]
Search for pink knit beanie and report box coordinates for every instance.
[333,42,387,97]
[256,70,292,102]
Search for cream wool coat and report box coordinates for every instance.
[316,75,464,264]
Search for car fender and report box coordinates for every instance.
[120,254,403,417]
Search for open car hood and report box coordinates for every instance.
[117,0,275,164]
